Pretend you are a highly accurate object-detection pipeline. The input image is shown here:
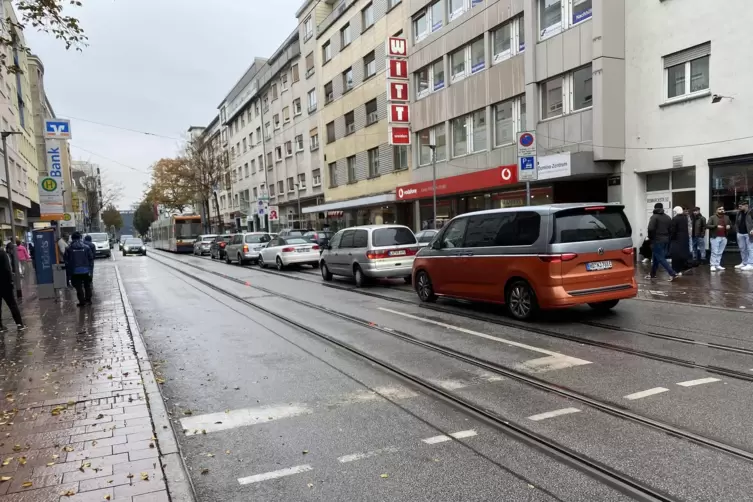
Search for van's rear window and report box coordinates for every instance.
[373,227,417,247]
[552,207,632,243]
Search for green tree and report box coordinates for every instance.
[101,204,123,230]
[133,198,155,237]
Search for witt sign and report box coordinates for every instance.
[389,104,410,123]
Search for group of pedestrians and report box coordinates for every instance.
[644,200,753,281]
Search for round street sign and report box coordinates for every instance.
[519,133,534,147]
[63,213,72,222]
[41,178,58,192]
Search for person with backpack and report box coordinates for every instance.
[63,232,94,307]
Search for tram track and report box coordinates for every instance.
[148,250,753,471]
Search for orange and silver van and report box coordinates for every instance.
[411,204,637,320]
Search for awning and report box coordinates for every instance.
[302,193,396,214]
[327,211,344,217]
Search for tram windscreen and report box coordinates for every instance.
[176,220,202,240]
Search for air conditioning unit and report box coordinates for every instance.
[326,92,334,102]
[367,112,379,124]
[346,123,355,134]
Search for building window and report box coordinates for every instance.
[364,51,376,79]
[231,146,235,159]
[272,83,278,100]
[281,73,288,91]
[274,114,281,129]
[449,38,485,83]
[571,65,593,110]
[343,67,354,92]
[323,42,332,63]
[244,163,249,178]
[388,0,401,8]
[288,177,295,192]
[275,146,283,161]
[450,47,466,82]
[251,159,256,174]
[269,183,276,197]
[306,52,315,78]
[285,141,293,156]
[414,1,443,43]
[539,0,591,41]
[365,99,378,125]
[242,138,247,152]
[295,134,304,151]
[324,81,334,104]
[493,95,525,147]
[249,132,254,145]
[304,16,313,40]
[341,23,352,47]
[433,60,445,92]
[253,187,258,199]
[451,109,486,157]
[472,110,486,152]
[418,125,447,166]
[241,115,245,128]
[470,38,485,73]
[362,3,374,31]
[292,64,300,82]
[347,156,357,182]
[283,106,290,123]
[345,111,355,135]
[329,163,338,187]
[541,76,563,119]
[416,66,430,98]
[310,129,319,150]
[312,168,321,186]
[298,173,306,189]
[664,43,711,101]
[326,121,336,143]
[258,155,264,169]
[256,127,261,143]
[393,145,408,170]
[267,152,273,168]
[293,98,302,115]
[307,89,317,112]
[572,0,592,25]
[278,180,284,194]
[540,65,591,119]
[492,16,526,64]
[368,148,380,177]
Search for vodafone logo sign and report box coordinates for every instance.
[500,167,513,181]
[397,187,417,199]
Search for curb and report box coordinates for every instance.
[114,265,197,502]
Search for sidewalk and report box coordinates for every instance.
[0,260,191,501]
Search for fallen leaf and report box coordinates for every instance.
[307,482,314,488]
[140,472,149,481]
[183,410,193,416]
[47,462,55,466]
[528,484,535,489]
[61,489,76,496]
[22,481,32,488]
[12,445,22,452]
[18,456,26,465]
[107,375,113,380]
[0,476,11,482]
[233,386,240,390]
[96,414,104,420]
[63,446,74,452]
[225,450,230,454]
[149,443,155,449]
[206,453,214,457]
[380,474,389,479]
[126,474,134,479]
[201,429,206,435]
[155,378,165,384]
[1,457,11,466]
[107,480,113,484]
[105,495,111,500]
[302,450,309,455]
[92,440,98,447]
[200,468,209,475]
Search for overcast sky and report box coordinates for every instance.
[26,0,303,209]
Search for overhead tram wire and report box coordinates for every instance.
[70,144,150,174]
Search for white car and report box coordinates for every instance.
[258,236,320,271]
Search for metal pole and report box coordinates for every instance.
[526,181,531,207]
[431,145,437,230]
[297,190,302,230]
[2,133,21,299]
[259,103,270,231]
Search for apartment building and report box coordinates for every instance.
[393,0,621,230]
[620,0,753,249]
[301,0,412,230]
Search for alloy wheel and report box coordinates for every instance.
[508,284,533,319]
[416,272,436,302]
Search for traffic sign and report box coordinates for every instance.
[268,206,279,222]
[518,156,537,182]
[44,119,71,140]
[517,131,536,157]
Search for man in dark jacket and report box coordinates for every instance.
[64,232,94,306]
[707,205,731,271]
[646,202,677,281]
[690,207,707,263]
[735,200,753,271]
[0,247,24,331]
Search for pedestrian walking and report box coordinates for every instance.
[15,240,30,277]
[646,202,678,281]
[670,206,692,275]
[0,246,25,331]
[690,207,707,264]
[58,233,71,286]
[707,205,731,271]
[735,200,753,271]
[63,232,94,307]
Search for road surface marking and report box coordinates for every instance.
[623,387,670,400]
[429,378,468,390]
[238,464,313,485]
[379,308,591,370]
[677,377,721,387]
[181,404,312,436]
[338,446,400,463]
[422,429,477,444]
[514,355,592,373]
[341,386,419,404]
[527,407,581,421]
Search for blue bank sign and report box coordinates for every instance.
[44,119,72,140]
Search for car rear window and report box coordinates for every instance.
[552,206,632,243]
[202,236,216,242]
[126,239,143,246]
[372,227,417,247]
[220,235,233,242]
[283,238,308,245]
[245,234,269,243]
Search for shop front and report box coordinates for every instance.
[302,193,410,232]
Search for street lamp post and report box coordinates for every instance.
[2,131,23,299]
[294,183,302,230]
[428,141,437,230]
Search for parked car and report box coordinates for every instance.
[209,235,233,260]
[225,232,271,265]
[303,230,333,251]
[278,229,310,238]
[122,238,147,256]
[414,229,439,248]
[86,233,112,258]
[258,236,320,270]
[193,234,217,255]
[119,234,133,251]
[411,203,637,321]
[319,225,418,287]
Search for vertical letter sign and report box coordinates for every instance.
[387,38,410,145]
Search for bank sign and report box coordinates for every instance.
[39,140,65,219]
[44,119,72,140]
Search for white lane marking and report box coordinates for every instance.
[514,355,591,373]
[677,377,721,387]
[527,407,581,421]
[623,387,670,400]
[422,429,477,444]
[341,386,419,404]
[181,405,312,436]
[379,308,591,370]
[338,446,400,463]
[429,378,468,390]
[238,464,313,485]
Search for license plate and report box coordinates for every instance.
[389,250,406,256]
[586,261,613,271]
[297,248,311,253]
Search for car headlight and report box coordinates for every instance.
[140,246,145,250]
[124,247,129,251]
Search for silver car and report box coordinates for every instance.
[193,234,217,255]
[225,232,271,265]
[319,225,418,287]
[414,229,439,248]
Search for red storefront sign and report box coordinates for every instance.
[389,126,411,145]
[387,59,408,79]
[386,37,408,57]
[387,81,409,102]
[396,165,518,201]
[389,104,410,123]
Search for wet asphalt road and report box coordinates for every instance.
[117,250,753,502]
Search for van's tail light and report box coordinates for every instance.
[243,245,249,252]
[538,253,578,263]
[366,247,418,260]
[585,206,606,211]
[282,247,295,253]
[311,245,320,250]
[622,247,634,255]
